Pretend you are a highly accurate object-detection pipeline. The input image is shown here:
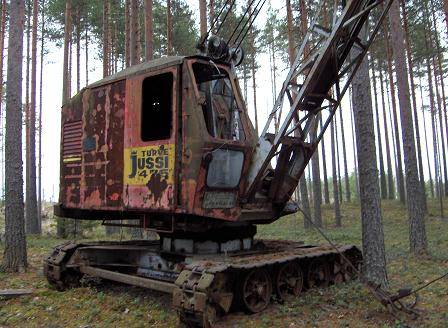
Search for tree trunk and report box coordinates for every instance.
[145,0,153,61]
[371,59,387,200]
[26,0,39,234]
[0,0,6,123]
[38,0,45,232]
[75,5,80,91]
[338,105,351,202]
[286,0,295,63]
[428,0,448,196]
[0,0,6,201]
[444,0,448,35]
[2,0,27,273]
[62,0,72,103]
[379,64,395,200]
[85,25,89,85]
[429,62,441,200]
[304,0,319,216]
[125,0,130,67]
[424,0,448,197]
[320,117,330,205]
[385,29,405,204]
[351,29,387,286]
[102,1,109,77]
[286,0,310,227]
[331,120,341,227]
[248,1,258,136]
[59,0,72,238]
[199,0,207,37]
[166,0,173,56]
[300,177,311,229]
[296,0,320,226]
[350,96,360,199]
[312,121,322,227]
[401,0,426,209]
[130,0,139,65]
[426,57,440,199]
[433,56,448,198]
[388,0,427,255]
[419,74,434,198]
[334,115,343,202]
[209,0,215,33]
[109,5,114,75]
[25,1,30,234]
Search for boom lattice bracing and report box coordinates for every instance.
[245,0,394,205]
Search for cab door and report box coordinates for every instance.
[123,66,179,211]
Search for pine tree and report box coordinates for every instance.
[351,27,387,286]
[85,23,89,85]
[338,104,351,202]
[379,63,395,199]
[2,0,27,273]
[320,117,330,205]
[388,0,427,255]
[199,0,207,37]
[103,0,110,77]
[286,0,310,228]
[26,0,39,234]
[166,0,173,55]
[125,0,130,67]
[145,0,154,61]
[25,0,31,234]
[401,0,426,209]
[130,0,139,65]
[248,0,258,136]
[62,0,72,103]
[0,0,6,125]
[371,59,387,200]
[331,120,341,227]
[38,0,45,231]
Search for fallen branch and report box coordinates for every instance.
[0,289,34,299]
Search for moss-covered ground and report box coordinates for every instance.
[0,199,447,327]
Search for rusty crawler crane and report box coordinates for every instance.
[45,0,394,326]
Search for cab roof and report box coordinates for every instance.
[89,56,186,89]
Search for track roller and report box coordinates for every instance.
[307,258,330,288]
[275,261,304,300]
[240,268,272,313]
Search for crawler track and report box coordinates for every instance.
[44,240,362,327]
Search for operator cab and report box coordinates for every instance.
[57,55,263,232]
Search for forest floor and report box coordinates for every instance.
[0,199,447,327]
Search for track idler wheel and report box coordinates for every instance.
[241,268,272,313]
[307,258,330,288]
[47,269,82,291]
[275,261,304,301]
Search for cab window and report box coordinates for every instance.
[192,63,245,141]
[141,73,173,141]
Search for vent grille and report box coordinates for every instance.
[62,121,82,161]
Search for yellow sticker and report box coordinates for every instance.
[63,156,82,163]
[124,144,175,186]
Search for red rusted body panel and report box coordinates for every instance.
[57,56,280,229]
[60,81,126,211]
[123,67,178,211]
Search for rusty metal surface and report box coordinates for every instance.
[79,266,175,294]
[57,56,280,227]
[123,66,178,211]
[60,80,126,211]
[186,241,359,273]
[45,239,362,327]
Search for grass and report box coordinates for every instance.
[0,199,447,327]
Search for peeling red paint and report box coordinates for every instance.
[58,57,279,227]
